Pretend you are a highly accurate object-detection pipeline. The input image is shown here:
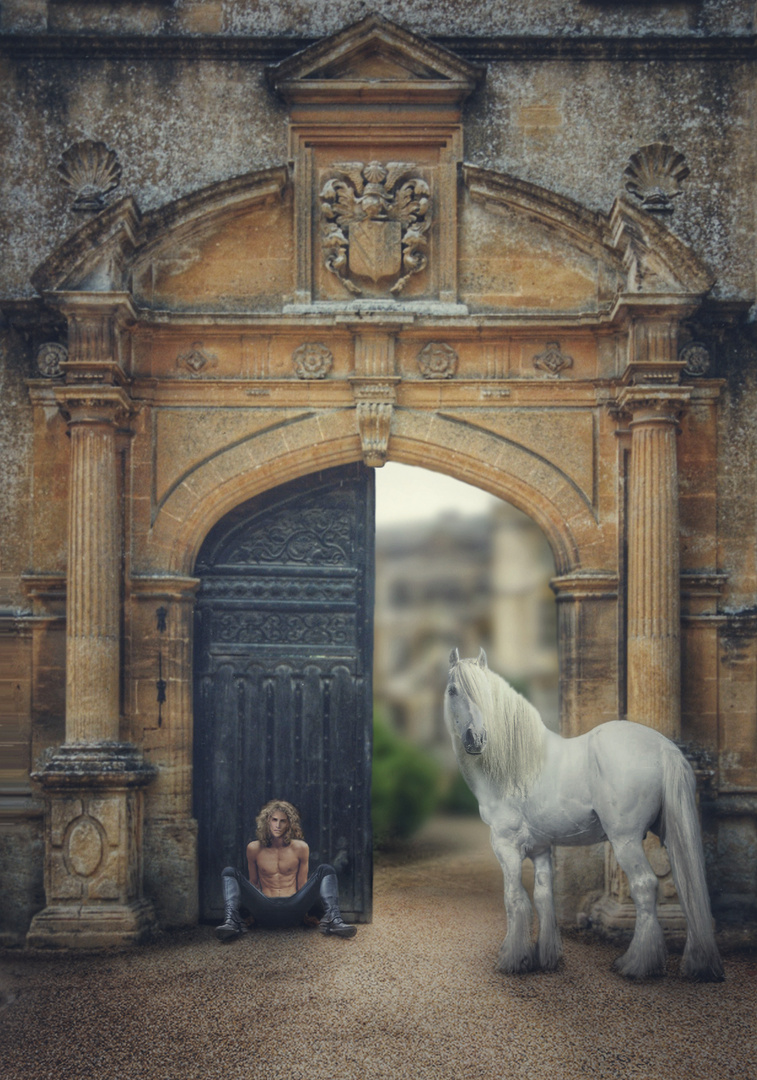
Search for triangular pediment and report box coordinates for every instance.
[268,13,483,105]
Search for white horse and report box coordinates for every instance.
[444,648,724,981]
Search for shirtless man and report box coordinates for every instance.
[215,799,357,941]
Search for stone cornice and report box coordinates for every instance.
[1,33,754,64]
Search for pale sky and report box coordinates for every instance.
[374,462,500,528]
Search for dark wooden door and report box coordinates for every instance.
[193,463,375,923]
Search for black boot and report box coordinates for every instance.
[318,871,357,938]
[215,871,247,942]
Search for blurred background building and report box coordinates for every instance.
[373,466,559,770]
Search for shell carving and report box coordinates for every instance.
[623,143,690,214]
[57,140,122,211]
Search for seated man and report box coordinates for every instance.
[215,799,357,941]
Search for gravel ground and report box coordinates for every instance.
[1,816,755,1080]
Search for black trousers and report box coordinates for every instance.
[222,863,336,928]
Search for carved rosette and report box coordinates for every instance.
[57,139,122,211]
[623,143,689,215]
[679,341,711,377]
[533,341,573,377]
[320,161,431,296]
[36,342,68,378]
[417,342,457,379]
[292,342,333,379]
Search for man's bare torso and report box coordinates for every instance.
[247,838,309,897]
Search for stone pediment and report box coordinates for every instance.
[31,160,714,318]
[268,13,484,106]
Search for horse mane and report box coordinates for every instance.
[454,660,547,797]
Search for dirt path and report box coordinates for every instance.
[1,816,754,1080]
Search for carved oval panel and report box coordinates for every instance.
[66,816,104,878]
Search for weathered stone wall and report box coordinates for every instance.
[2,0,753,38]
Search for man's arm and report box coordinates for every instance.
[295,841,310,891]
[246,841,262,888]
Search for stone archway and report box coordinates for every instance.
[25,15,719,946]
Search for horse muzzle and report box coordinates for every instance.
[463,725,487,755]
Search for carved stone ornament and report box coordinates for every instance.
[357,401,393,468]
[292,342,333,379]
[417,342,457,379]
[623,143,690,215]
[36,342,67,378]
[320,161,431,296]
[64,815,104,878]
[679,341,711,377]
[176,342,218,377]
[533,341,574,376]
[57,140,122,211]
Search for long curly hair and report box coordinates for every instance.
[255,799,304,847]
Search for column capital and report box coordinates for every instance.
[616,384,691,426]
[54,383,133,428]
[49,290,136,385]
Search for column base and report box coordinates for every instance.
[27,898,157,949]
[590,894,688,942]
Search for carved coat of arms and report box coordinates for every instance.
[320,161,431,296]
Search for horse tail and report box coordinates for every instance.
[660,748,724,981]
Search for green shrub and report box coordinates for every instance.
[372,711,442,847]
[438,768,480,816]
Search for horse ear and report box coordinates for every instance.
[477,647,488,669]
[449,648,460,665]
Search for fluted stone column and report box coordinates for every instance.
[622,389,689,739]
[28,294,157,949]
[63,390,124,743]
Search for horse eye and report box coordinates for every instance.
[447,686,457,696]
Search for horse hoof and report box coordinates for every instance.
[612,955,665,980]
[496,948,536,974]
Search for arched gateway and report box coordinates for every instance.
[24,16,721,945]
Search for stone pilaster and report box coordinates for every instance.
[550,571,619,925]
[28,293,157,949]
[129,575,200,928]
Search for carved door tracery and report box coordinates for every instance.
[193,463,375,923]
